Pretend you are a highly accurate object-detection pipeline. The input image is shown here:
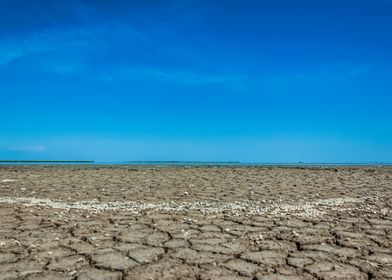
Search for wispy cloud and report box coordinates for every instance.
[103,67,248,88]
[106,64,369,91]
[0,29,85,66]
[259,64,373,89]
[0,20,243,88]
[8,145,46,152]
[0,22,144,67]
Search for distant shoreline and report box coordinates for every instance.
[0,160,94,163]
[0,160,391,167]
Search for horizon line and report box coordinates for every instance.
[0,160,391,165]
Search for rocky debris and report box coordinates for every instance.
[0,195,375,218]
[0,179,17,183]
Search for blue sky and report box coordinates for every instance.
[1,0,391,162]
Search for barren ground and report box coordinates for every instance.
[0,165,391,280]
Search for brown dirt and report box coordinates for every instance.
[0,165,391,279]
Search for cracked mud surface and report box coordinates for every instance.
[0,165,391,279]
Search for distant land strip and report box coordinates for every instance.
[0,160,94,163]
[122,161,241,164]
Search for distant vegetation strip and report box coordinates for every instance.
[0,160,94,163]
[122,161,241,164]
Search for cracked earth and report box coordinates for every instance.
[0,165,391,279]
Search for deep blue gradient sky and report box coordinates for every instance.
[1,0,391,162]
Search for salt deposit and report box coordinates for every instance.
[0,195,380,218]
[0,179,17,183]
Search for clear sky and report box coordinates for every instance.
[1,0,391,162]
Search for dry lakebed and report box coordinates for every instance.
[0,165,391,279]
